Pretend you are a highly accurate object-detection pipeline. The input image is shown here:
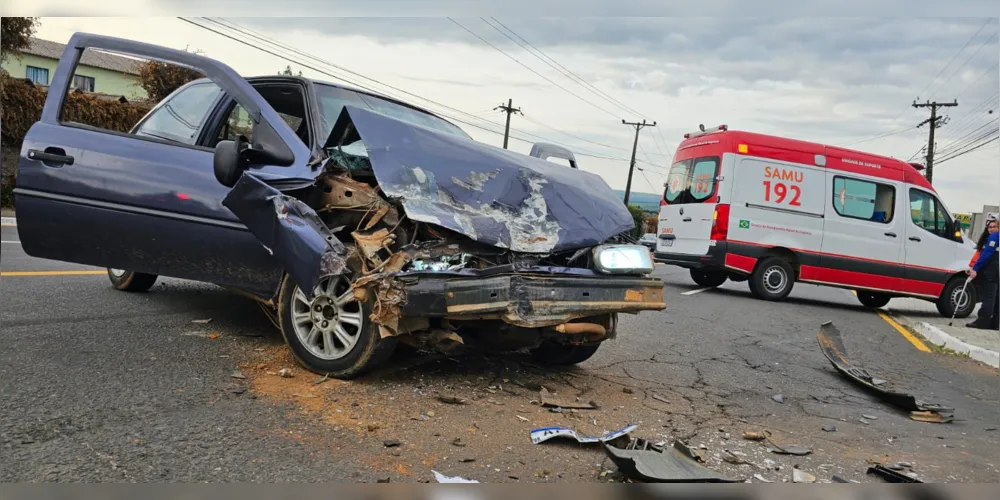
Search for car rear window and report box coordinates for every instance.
[664,157,719,204]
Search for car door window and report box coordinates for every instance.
[134,82,223,145]
[217,102,255,144]
[909,188,954,239]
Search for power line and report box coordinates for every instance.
[484,17,649,121]
[955,61,999,100]
[914,18,993,100]
[936,117,999,156]
[927,30,998,99]
[520,114,630,152]
[841,125,919,147]
[934,94,998,148]
[936,134,998,164]
[447,17,621,119]
[185,17,638,164]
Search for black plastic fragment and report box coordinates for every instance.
[603,438,740,483]
[867,464,922,483]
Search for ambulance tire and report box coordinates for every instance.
[690,269,728,288]
[935,277,978,319]
[749,257,795,301]
[856,291,891,308]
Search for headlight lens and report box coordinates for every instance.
[592,244,655,275]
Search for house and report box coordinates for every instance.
[1,37,148,101]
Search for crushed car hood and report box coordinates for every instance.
[328,105,635,254]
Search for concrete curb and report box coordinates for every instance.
[1,217,16,226]
[912,321,1000,369]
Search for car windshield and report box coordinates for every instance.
[314,84,470,148]
[640,233,655,241]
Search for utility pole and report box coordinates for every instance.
[913,99,957,184]
[495,98,522,149]
[622,119,656,206]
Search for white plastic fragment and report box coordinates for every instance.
[433,470,480,483]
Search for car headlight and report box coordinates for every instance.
[592,244,655,275]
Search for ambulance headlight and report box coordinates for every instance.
[592,244,655,275]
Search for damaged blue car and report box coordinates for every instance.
[15,33,666,378]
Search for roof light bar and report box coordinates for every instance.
[683,124,728,139]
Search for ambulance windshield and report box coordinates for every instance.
[664,157,719,204]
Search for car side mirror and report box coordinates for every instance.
[214,139,252,187]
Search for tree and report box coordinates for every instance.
[136,48,204,102]
[1,17,40,65]
[279,65,303,76]
[627,204,647,238]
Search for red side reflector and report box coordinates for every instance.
[176,193,191,200]
[710,204,730,241]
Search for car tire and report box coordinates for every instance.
[276,269,397,379]
[530,341,601,365]
[856,290,891,308]
[690,269,728,288]
[107,268,158,292]
[748,257,795,301]
[935,277,978,319]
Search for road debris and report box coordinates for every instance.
[432,470,479,483]
[722,450,751,466]
[910,411,954,423]
[792,468,816,483]
[862,414,878,420]
[517,415,530,422]
[742,431,767,441]
[278,368,294,378]
[822,425,837,432]
[459,458,476,463]
[765,436,812,456]
[771,394,785,404]
[191,318,212,324]
[437,394,468,405]
[867,464,922,483]
[451,438,467,447]
[651,394,670,404]
[602,437,741,483]
[383,439,402,448]
[313,374,330,385]
[817,322,955,421]
[622,387,634,394]
[530,424,638,445]
[672,441,705,463]
[539,387,599,410]
[753,474,773,483]
[858,418,871,425]
[230,370,246,380]
[376,477,390,483]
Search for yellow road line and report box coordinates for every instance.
[876,310,931,352]
[0,270,106,277]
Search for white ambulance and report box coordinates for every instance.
[654,125,979,318]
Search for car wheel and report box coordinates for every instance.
[107,268,158,292]
[690,269,728,288]
[935,277,978,319]
[277,271,397,379]
[856,290,891,308]
[530,341,600,365]
[748,257,795,301]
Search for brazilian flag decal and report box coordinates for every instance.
[738,219,750,229]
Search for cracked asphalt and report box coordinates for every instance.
[2,222,998,483]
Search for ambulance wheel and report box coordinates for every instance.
[749,257,794,301]
[856,291,891,308]
[936,277,978,319]
[690,269,727,288]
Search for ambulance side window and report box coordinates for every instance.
[909,189,958,241]
[832,176,895,224]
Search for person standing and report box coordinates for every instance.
[966,217,998,329]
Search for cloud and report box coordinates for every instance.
[27,12,1000,212]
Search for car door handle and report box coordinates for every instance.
[27,148,75,166]
[884,232,897,238]
[909,236,921,242]
[682,217,692,222]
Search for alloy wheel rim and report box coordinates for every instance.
[290,275,364,361]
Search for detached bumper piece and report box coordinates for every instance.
[399,273,665,327]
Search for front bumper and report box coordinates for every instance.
[398,273,665,328]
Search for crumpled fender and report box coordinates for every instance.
[222,173,346,297]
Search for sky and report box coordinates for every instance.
[18,7,1000,213]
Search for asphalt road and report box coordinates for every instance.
[2,220,998,483]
